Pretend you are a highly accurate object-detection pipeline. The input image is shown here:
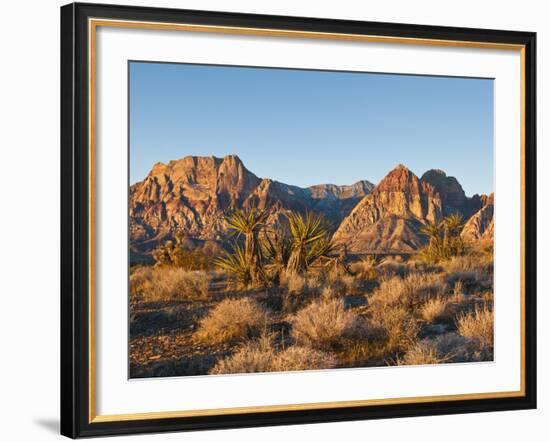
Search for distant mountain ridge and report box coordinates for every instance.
[129,154,493,259]
[130,155,374,255]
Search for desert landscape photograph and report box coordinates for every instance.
[128,62,494,378]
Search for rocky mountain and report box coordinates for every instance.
[130,155,493,258]
[420,169,484,219]
[129,155,373,255]
[332,165,486,253]
[461,193,494,244]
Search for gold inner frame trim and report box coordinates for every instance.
[88,18,527,424]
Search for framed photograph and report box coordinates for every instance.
[60,2,536,438]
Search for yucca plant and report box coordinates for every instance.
[420,222,442,248]
[444,213,467,256]
[214,244,252,287]
[444,213,464,236]
[419,221,447,263]
[262,229,292,283]
[419,214,467,263]
[286,211,334,274]
[224,207,270,284]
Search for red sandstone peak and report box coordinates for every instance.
[374,164,421,194]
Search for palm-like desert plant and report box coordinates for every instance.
[286,211,334,274]
[262,229,292,283]
[214,244,252,287]
[224,207,270,284]
[445,213,464,236]
[419,214,467,263]
[444,214,467,256]
[421,222,442,248]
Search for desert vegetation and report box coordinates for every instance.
[129,207,494,378]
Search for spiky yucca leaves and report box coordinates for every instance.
[445,213,464,237]
[421,222,442,248]
[444,214,467,256]
[286,212,334,274]
[224,207,270,285]
[418,214,467,264]
[214,244,252,287]
[262,229,292,283]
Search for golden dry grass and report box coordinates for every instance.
[194,298,268,344]
[456,304,494,348]
[131,245,494,377]
[419,297,448,323]
[280,271,323,295]
[370,305,419,353]
[290,298,362,349]
[398,341,446,366]
[210,334,336,374]
[272,346,337,372]
[130,266,209,302]
[368,272,446,309]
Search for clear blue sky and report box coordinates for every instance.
[129,62,494,196]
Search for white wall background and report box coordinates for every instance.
[0,0,546,440]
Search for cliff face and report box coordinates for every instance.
[420,169,483,219]
[129,155,373,254]
[461,193,494,243]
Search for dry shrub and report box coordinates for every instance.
[369,273,445,309]
[350,257,382,281]
[290,299,362,349]
[456,304,494,348]
[321,285,336,300]
[419,297,449,323]
[130,266,209,302]
[326,266,345,284]
[442,254,492,274]
[435,332,492,362]
[370,305,419,352]
[210,334,274,374]
[443,255,493,294]
[398,341,445,366]
[129,266,153,300]
[280,271,322,295]
[399,332,493,366]
[366,274,435,353]
[445,270,493,294]
[481,291,494,304]
[194,298,268,344]
[273,346,337,371]
[451,280,466,303]
[376,261,410,279]
[341,274,360,295]
[284,272,306,294]
[279,272,326,313]
[323,275,360,297]
[210,334,336,374]
[336,341,374,367]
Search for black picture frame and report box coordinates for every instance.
[61,2,537,438]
